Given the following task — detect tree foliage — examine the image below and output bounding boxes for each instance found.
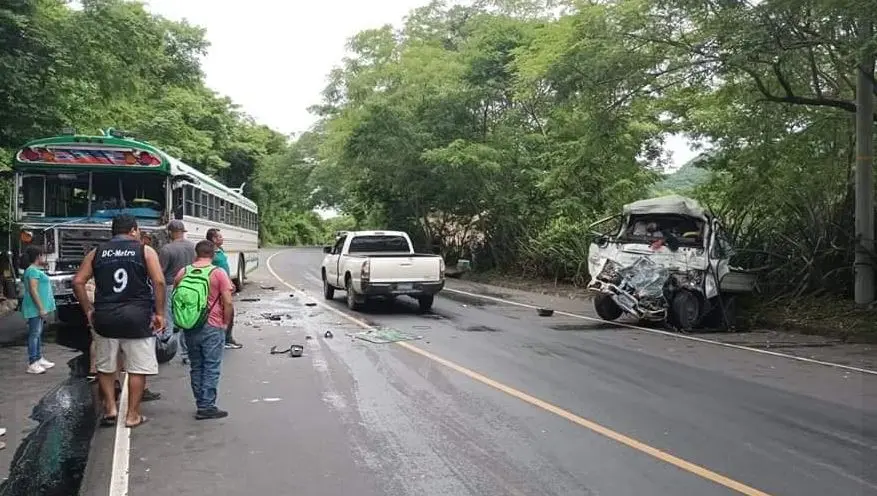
[304,0,877,299]
[0,0,326,245]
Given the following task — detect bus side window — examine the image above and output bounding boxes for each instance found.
[172,187,183,220]
[199,190,207,219]
[184,186,194,216]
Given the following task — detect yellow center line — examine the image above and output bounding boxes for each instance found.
[265,251,773,496]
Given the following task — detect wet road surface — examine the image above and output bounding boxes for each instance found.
[119,248,877,496]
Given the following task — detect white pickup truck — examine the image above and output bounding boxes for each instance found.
[321,230,445,312]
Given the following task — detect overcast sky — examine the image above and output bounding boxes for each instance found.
[143,0,696,168]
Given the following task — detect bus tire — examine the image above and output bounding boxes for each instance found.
[233,256,245,293]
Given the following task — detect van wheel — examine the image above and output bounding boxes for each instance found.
[670,290,702,331]
[345,277,363,311]
[322,272,335,300]
[417,295,434,313]
[594,294,623,321]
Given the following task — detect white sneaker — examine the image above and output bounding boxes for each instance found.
[0,427,6,436]
[26,362,46,374]
[37,358,55,369]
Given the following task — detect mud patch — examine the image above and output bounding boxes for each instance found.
[465,325,501,333]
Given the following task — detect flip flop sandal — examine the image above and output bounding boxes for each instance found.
[126,416,149,429]
[100,415,117,427]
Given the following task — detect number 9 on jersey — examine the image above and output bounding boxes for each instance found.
[113,268,128,293]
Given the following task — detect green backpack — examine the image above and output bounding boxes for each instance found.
[172,265,218,331]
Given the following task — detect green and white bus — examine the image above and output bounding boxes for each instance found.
[9,129,259,324]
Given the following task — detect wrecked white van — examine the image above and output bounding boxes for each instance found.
[586,195,756,330]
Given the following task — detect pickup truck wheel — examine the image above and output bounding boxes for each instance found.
[594,294,623,321]
[322,274,335,300]
[417,295,434,313]
[345,278,363,311]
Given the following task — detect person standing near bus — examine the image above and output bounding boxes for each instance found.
[205,228,242,349]
[174,239,234,420]
[20,245,56,374]
[159,220,195,363]
[72,215,166,428]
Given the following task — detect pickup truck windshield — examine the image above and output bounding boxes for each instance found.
[348,235,411,253]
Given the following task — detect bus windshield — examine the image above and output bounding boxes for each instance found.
[19,171,167,222]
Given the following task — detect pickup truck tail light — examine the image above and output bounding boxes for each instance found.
[439,258,445,279]
[360,260,370,286]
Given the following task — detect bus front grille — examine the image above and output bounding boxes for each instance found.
[59,229,112,260]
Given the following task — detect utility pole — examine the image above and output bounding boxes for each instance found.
[854,19,875,305]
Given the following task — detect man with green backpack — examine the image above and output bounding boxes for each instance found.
[172,239,235,420]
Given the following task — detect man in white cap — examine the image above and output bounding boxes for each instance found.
[159,220,195,363]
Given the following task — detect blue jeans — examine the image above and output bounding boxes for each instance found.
[26,317,43,364]
[184,325,225,410]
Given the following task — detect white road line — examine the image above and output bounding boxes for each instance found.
[109,373,131,496]
[442,287,877,376]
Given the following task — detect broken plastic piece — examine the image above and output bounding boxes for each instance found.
[290,345,304,357]
[305,302,317,307]
[324,330,333,339]
[537,308,554,317]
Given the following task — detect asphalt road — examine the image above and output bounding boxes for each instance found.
[113,248,876,496]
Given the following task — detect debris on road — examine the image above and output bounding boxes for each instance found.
[324,330,333,339]
[354,328,422,344]
[260,285,276,290]
[261,312,285,321]
[305,302,317,307]
[240,298,261,302]
[289,293,295,298]
[270,344,304,357]
[263,397,282,402]
[537,308,554,317]
[305,335,313,340]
